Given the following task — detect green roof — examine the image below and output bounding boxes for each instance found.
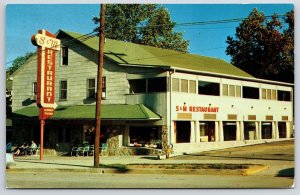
[59,30,254,78]
[12,104,161,120]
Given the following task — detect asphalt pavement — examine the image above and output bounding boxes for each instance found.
[6,139,295,177]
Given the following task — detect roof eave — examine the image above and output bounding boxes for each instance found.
[170,66,294,87]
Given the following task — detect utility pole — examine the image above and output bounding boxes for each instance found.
[94,4,106,168]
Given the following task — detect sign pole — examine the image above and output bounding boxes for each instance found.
[32,30,60,160]
[40,119,45,160]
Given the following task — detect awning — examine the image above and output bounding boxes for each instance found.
[12,104,161,120]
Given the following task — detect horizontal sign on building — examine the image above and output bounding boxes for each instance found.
[176,105,219,113]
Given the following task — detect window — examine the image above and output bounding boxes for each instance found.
[129,127,160,148]
[31,82,37,100]
[261,122,272,139]
[181,79,188,93]
[262,89,266,99]
[59,80,67,100]
[199,122,215,142]
[61,47,68,65]
[277,90,291,101]
[223,84,241,98]
[101,77,106,99]
[222,84,228,96]
[148,77,167,92]
[236,86,241,97]
[32,82,37,95]
[172,78,179,92]
[129,79,146,93]
[189,80,196,93]
[244,122,256,140]
[229,85,235,97]
[262,88,277,100]
[87,78,96,98]
[198,81,220,96]
[271,89,276,100]
[243,86,259,99]
[175,121,191,143]
[223,122,237,141]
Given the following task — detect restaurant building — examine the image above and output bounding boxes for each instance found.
[11,30,294,155]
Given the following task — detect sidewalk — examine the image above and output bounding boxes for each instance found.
[6,140,294,176]
[5,154,272,176]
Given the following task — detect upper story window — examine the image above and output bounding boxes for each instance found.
[277,90,291,101]
[129,79,146,93]
[32,82,37,96]
[181,79,188,93]
[101,77,106,99]
[189,80,196,94]
[129,77,167,94]
[198,81,220,96]
[262,88,277,100]
[30,82,37,100]
[172,78,180,92]
[87,77,106,99]
[148,77,166,92]
[61,47,68,65]
[222,84,241,98]
[59,80,67,101]
[87,78,96,98]
[243,86,259,99]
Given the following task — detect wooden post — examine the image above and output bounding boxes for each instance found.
[94,4,106,168]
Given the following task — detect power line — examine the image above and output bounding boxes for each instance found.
[135,14,286,29]
[6,31,98,66]
[6,13,288,66]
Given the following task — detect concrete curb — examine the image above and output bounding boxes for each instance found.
[242,165,269,176]
[7,164,269,176]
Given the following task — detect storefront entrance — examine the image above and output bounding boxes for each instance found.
[175,121,191,143]
[278,122,287,138]
[199,121,215,142]
[244,122,256,140]
[223,122,237,141]
[261,122,272,139]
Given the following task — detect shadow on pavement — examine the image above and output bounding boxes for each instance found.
[177,153,294,161]
[15,159,91,168]
[140,156,158,160]
[276,168,294,178]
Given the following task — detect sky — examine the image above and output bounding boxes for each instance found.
[5,3,294,68]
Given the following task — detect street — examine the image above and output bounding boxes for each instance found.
[6,171,294,188]
[6,140,295,189]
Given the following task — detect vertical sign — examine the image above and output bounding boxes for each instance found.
[32,30,60,119]
[32,30,60,160]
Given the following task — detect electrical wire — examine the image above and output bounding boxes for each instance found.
[6,13,288,66]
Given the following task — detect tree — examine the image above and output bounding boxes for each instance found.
[226,9,294,83]
[7,52,35,75]
[93,4,189,52]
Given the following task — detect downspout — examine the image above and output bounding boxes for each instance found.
[169,69,175,147]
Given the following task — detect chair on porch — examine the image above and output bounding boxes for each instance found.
[81,145,90,156]
[71,146,83,157]
[88,145,94,156]
[100,143,108,155]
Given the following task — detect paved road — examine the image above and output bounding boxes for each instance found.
[6,171,294,188]
[6,140,295,189]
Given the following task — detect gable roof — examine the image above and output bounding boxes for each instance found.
[58,30,254,78]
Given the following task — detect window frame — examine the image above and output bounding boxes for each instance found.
[61,47,69,66]
[59,80,68,101]
[87,78,96,98]
[198,80,220,96]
